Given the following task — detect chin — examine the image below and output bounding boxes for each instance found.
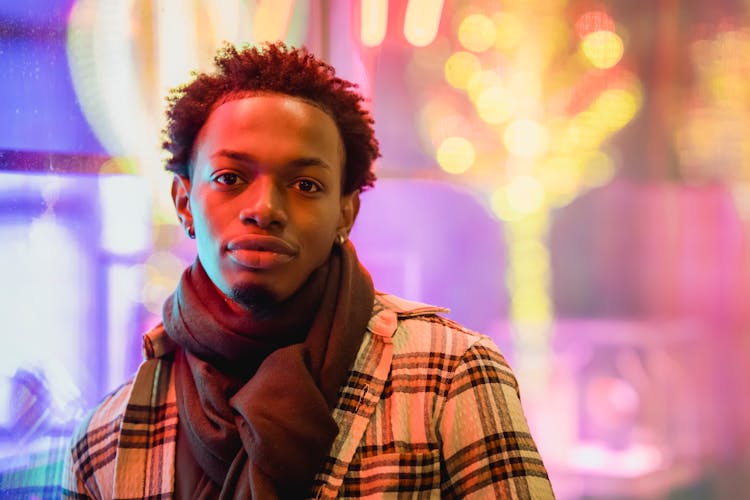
[228,283,279,311]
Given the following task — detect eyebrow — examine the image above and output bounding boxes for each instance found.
[211,149,332,171]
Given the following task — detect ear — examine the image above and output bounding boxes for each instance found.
[171,174,193,231]
[337,189,360,237]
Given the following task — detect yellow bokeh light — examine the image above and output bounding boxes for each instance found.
[563,111,606,151]
[509,239,549,263]
[505,209,549,238]
[436,136,475,174]
[476,86,515,125]
[581,30,624,69]
[508,246,550,285]
[506,262,550,291]
[507,175,546,214]
[508,277,550,300]
[591,88,640,130]
[511,291,552,323]
[504,119,549,159]
[490,188,523,221]
[444,51,481,89]
[493,12,523,52]
[458,14,496,53]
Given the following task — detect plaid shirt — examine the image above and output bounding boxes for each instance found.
[64,293,554,499]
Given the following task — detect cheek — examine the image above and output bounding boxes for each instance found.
[297,210,338,251]
[191,198,224,236]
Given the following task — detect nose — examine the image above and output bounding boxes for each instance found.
[238,175,287,229]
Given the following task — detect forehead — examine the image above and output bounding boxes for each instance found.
[206,94,339,145]
[191,94,344,174]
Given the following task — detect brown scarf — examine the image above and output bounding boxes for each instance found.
[162,241,374,498]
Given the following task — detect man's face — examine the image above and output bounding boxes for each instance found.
[172,94,358,305]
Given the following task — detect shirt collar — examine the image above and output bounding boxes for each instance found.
[366,292,449,340]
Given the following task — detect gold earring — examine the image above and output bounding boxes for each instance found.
[336,233,347,245]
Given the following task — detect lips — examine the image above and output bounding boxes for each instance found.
[226,234,298,269]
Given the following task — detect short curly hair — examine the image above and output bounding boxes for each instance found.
[162,42,379,194]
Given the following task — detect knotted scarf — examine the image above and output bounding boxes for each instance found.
[162,241,374,498]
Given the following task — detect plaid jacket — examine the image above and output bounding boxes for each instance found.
[64,293,554,499]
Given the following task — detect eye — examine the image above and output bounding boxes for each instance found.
[294,179,322,193]
[214,173,239,185]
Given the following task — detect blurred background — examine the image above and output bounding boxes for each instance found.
[0,0,748,498]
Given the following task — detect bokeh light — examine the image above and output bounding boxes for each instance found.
[458,14,496,53]
[538,156,582,204]
[404,0,444,47]
[476,86,516,125]
[436,136,476,174]
[505,214,553,326]
[490,186,521,221]
[360,0,388,47]
[590,88,641,130]
[581,30,625,69]
[504,119,549,159]
[562,111,606,151]
[507,175,546,215]
[444,51,481,89]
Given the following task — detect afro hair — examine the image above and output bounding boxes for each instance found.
[162,42,379,194]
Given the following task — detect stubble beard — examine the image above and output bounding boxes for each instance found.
[229,284,279,316]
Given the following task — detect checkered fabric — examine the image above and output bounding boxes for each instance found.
[64,293,554,499]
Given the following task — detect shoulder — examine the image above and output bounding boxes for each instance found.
[375,291,503,359]
[373,292,516,390]
[70,378,135,457]
[64,378,135,496]
[71,323,176,449]
[65,353,177,496]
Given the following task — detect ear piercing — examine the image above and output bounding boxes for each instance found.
[336,233,347,245]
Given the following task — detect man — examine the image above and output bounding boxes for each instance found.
[64,42,554,499]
